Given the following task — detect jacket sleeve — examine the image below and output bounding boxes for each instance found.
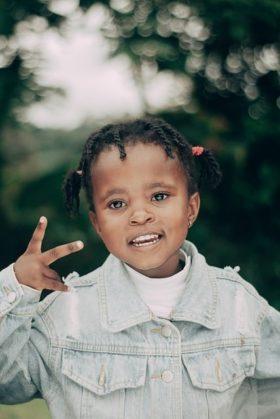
[254,303,280,418]
[0,263,46,404]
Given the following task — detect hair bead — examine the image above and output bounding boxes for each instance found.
[192,146,204,156]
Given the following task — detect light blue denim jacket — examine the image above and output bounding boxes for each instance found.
[0,240,280,419]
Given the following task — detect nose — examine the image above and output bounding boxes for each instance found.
[129,208,155,226]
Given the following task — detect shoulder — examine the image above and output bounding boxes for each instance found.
[62,266,101,289]
[37,266,101,315]
[32,266,103,341]
[209,264,269,327]
[210,265,262,299]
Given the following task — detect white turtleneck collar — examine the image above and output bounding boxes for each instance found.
[123,248,191,319]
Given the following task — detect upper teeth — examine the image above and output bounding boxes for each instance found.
[132,234,159,243]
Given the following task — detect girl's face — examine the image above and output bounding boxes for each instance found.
[89,142,200,278]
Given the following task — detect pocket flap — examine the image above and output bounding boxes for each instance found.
[182,346,256,392]
[62,349,147,395]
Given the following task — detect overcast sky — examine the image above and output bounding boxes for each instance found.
[23,3,187,130]
[23,5,142,129]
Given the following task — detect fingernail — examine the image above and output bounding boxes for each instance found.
[39,216,46,224]
[76,241,84,249]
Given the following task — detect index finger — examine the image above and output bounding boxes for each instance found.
[26,216,48,254]
[42,240,84,265]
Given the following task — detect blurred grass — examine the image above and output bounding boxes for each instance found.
[0,400,50,419]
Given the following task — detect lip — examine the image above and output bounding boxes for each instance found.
[128,231,163,244]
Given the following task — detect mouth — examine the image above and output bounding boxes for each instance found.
[128,233,163,248]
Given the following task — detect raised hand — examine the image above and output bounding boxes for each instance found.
[13,216,84,292]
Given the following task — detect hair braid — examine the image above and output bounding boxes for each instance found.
[62,132,97,217]
[157,120,189,150]
[62,169,82,217]
[152,118,222,191]
[143,118,174,158]
[150,119,200,194]
[195,148,223,190]
[112,127,126,160]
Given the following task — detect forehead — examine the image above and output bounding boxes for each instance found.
[90,142,186,187]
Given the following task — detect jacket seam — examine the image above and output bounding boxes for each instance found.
[216,274,265,302]
[38,312,57,404]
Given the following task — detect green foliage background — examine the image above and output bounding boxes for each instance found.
[0,0,279,417]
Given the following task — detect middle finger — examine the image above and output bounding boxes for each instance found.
[42,241,84,265]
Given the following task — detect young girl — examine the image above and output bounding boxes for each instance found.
[0,116,279,419]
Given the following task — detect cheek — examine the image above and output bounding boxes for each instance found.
[166,203,189,233]
[165,199,188,221]
[96,212,125,238]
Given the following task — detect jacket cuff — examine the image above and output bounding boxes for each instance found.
[0,263,41,317]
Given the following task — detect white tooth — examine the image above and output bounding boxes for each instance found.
[133,234,159,243]
[132,237,160,247]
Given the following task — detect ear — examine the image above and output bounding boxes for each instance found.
[187,192,200,222]
[89,210,102,238]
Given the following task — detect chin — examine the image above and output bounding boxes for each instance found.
[127,258,164,271]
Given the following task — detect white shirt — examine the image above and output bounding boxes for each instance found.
[123,249,191,319]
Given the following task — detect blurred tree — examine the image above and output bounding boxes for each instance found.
[0,0,279,307]
[0,0,66,273]
[0,0,67,127]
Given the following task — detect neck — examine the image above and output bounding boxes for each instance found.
[127,251,184,278]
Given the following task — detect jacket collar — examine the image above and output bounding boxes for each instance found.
[97,240,221,333]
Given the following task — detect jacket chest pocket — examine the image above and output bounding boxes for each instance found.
[62,349,148,419]
[182,346,256,418]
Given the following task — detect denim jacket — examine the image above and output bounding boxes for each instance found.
[0,240,280,419]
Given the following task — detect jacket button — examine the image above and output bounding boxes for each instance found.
[6,291,16,303]
[161,325,172,337]
[161,370,174,383]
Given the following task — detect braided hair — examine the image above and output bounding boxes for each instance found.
[62,116,222,217]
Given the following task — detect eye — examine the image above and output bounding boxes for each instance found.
[108,200,126,210]
[152,192,169,202]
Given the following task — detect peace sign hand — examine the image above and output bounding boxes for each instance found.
[13,217,84,292]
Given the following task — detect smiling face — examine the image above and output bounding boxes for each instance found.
[89,142,200,278]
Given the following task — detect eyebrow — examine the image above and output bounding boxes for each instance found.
[101,182,176,201]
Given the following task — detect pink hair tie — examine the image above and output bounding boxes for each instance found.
[192,146,204,156]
